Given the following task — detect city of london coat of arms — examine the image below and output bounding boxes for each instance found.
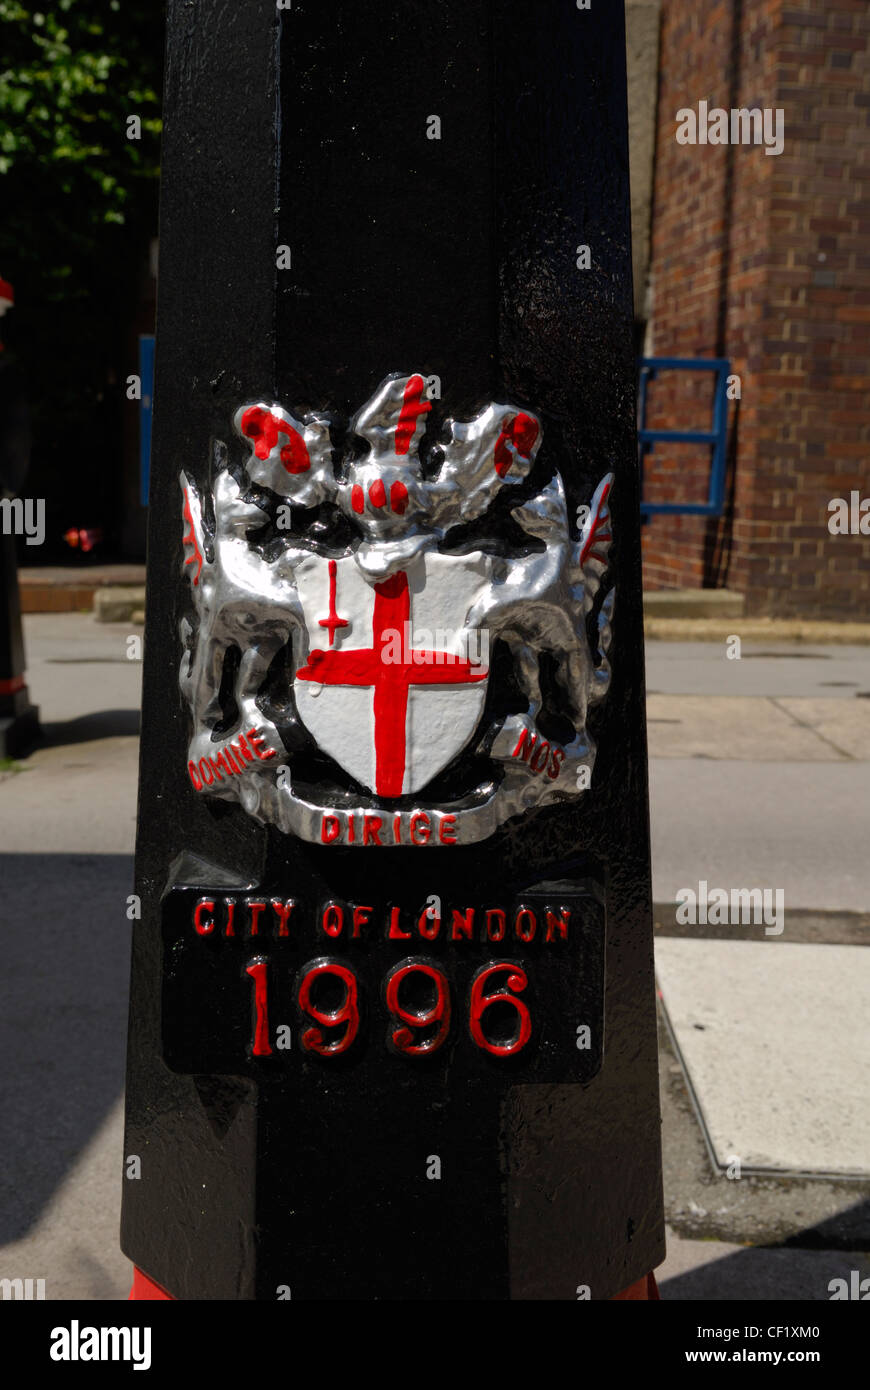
[179,373,614,847]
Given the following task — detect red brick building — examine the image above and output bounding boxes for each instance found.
[638,0,870,617]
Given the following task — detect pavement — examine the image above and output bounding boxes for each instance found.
[0,614,139,1299]
[647,641,870,913]
[657,939,870,1176]
[0,617,868,1299]
[647,639,870,1298]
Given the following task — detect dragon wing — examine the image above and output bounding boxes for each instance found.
[425,403,542,531]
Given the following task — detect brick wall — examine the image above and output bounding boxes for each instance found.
[643,0,870,617]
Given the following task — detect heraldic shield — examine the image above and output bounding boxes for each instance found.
[178,372,615,846]
[293,551,491,798]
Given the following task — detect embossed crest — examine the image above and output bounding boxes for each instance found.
[178,373,614,846]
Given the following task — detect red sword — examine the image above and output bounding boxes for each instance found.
[318,559,349,647]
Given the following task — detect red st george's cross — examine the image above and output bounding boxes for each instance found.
[296,569,488,797]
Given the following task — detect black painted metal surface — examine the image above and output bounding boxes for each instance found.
[121,0,664,1300]
[0,358,38,757]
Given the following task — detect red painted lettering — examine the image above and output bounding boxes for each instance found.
[409,812,431,845]
[235,734,255,763]
[469,963,532,1056]
[322,903,344,938]
[188,761,203,790]
[530,741,550,774]
[486,908,506,942]
[248,726,276,761]
[352,905,372,939]
[418,907,441,940]
[388,906,412,940]
[438,815,457,845]
[321,814,341,843]
[548,747,565,779]
[248,902,266,937]
[363,814,383,846]
[511,728,536,761]
[515,908,537,942]
[384,960,450,1055]
[246,959,272,1056]
[271,899,295,937]
[215,747,237,776]
[298,961,360,1055]
[450,908,475,941]
[545,907,570,941]
[224,899,236,937]
[194,899,215,935]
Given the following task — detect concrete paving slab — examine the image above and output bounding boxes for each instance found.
[658,1010,870,1247]
[646,694,852,761]
[649,759,870,912]
[655,938,870,1176]
[23,611,139,656]
[21,613,142,729]
[0,738,139,854]
[658,1228,870,1300]
[774,697,870,762]
[646,641,870,698]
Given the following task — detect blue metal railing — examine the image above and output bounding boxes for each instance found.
[638,357,730,517]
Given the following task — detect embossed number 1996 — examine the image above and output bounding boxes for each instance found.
[245,956,532,1060]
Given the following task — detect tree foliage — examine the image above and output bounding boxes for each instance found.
[1,0,162,263]
[0,0,164,551]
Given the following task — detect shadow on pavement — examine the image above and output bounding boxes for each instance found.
[661,1217,870,1300]
[39,710,141,746]
[0,851,133,1241]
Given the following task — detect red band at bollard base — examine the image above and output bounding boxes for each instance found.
[612,1273,660,1300]
[130,1268,174,1300]
[129,1266,660,1301]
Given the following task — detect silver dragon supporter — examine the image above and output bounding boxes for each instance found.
[179,372,614,845]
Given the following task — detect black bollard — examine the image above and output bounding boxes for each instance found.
[121,0,664,1301]
[0,282,39,760]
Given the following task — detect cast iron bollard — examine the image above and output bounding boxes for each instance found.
[0,275,38,759]
[121,0,664,1300]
